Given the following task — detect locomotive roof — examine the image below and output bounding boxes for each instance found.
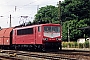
[14,23,60,30]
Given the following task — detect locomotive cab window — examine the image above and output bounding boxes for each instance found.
[44,26,60,33]
[17,28,33,35]
[38,26,41,32]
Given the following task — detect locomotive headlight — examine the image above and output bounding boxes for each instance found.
[43,38,48,41]
[56,38,61,41]
[58,38,61,40]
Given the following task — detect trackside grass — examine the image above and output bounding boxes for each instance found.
[62,40,89,48]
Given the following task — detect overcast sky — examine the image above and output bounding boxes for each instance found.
[0,0,64,28]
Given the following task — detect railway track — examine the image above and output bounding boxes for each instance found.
[0,49,90,60]
[53,50,90,56]
[0,54,22,60]
[16,52,77,60]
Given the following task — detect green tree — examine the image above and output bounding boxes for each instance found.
[34,5,59,24]
[62,19,87,41]
[61,0,90,41]
[61,0,90,22]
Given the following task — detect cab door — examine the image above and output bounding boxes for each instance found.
[35,26,42,44]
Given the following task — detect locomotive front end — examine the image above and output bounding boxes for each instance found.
[42,24,62,51]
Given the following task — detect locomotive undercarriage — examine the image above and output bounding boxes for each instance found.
[0,42,62,51]
[9,44,41,51]
[10,42,62,51]
[42,42,62,51]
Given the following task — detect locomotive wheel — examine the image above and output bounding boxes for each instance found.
[42,48,46,52]
[59,45,62,51]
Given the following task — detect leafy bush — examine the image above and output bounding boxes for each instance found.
[62,41,90,48]
[74,42,78,48]
[79,43,84,48]
[62,42,68,48]
[84,40,89,48]
[68,42,74,48]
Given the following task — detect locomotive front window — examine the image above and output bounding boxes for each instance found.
[44,26,51,32]
[52,26,60,33]
[44,26,60,33]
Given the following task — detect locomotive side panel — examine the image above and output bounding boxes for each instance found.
[12,27,36,44]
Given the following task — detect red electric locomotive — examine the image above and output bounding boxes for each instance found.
[0,23,62,51]
[12,23,62,51]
